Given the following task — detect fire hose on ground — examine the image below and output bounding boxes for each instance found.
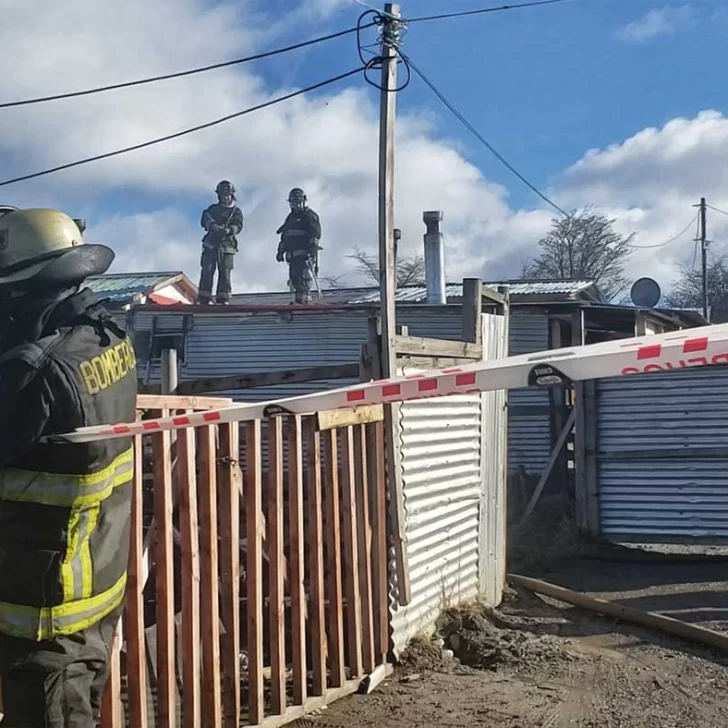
[509,573,728,653]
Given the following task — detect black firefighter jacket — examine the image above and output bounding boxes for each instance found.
[0,289,138,641]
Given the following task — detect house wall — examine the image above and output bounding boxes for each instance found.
[582,366,728,541]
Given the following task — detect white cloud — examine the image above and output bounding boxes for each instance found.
[1,0,727,303]
[616,5,692,43]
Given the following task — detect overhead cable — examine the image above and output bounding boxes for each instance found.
[405,0,573,23]
[707,204,728,218]
[400,51,570,217]
[0,67,364,188]
[0,25,372,109]
[632,214,698,249]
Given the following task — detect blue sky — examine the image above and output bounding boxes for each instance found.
[2,0,728,296]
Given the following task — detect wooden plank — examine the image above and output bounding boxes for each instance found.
[368,422,390,664]
[461,278,483,344]
[396,356,478,371]
[324,429,345,687]
[100,620,123,728]
[153,427,176,728]
[176,363,360,396]
[198,426,222,728]
[340,427,363,678]
[317,404,384,432]
[287,416,307,705]
[354,425,375,673]
[178,424,201,728]
[245,420,265,724]
[220,423,242,728]
[126,432,149,728]
[267,417,287,715]
[394,334,482,360]
[517,408,576,528]
[304,418,327,696]
[137,394,232,410]
[252,670,392,728]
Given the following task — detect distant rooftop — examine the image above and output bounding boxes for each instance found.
[86,271,197,305]
[229,279,601,306]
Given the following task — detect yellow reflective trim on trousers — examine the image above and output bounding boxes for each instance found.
[0,447,134,508]
[0,572,127,641]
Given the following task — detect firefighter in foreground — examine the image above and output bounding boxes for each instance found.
[276,187,322,304]
[198,179,244,304]
[0,208,137,727]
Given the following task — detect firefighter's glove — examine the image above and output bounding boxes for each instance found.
[276,250,285,263]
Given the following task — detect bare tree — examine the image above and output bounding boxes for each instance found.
[522,207,635,300]
[349,246,427,287]
[666,256,728,323]
[319,273,348,289]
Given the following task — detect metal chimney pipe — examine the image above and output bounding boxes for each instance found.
[423,210,446,304]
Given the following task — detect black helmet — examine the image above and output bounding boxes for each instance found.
[288,188,306,211]
[216,180,236,199]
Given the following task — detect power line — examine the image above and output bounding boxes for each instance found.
[691,214,701,273]
[405,0,573,23]
[0,25,373,110]
[706,204,728,218]
[632,214,698,249]
[0,67,364,188]
[400,51,570,217]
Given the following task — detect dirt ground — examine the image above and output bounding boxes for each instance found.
[296,539,728,728]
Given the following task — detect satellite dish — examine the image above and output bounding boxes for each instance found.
[630,277,661,308]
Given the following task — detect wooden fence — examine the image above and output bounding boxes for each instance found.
[98,394,390,728]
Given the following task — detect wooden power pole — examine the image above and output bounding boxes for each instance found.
[699,197,709,321]
[377,3,412,606]
[378,2,401,379]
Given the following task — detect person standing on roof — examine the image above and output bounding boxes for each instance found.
[276,187,321,304]
[198,180,244,305]
[0,207,138,727]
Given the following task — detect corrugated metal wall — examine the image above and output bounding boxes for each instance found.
[390,314,508,655]
[131,306,465,399]
[507,313,552,475]
[594,366,728,540]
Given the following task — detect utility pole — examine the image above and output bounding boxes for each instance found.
[378,2,401,379]
[377,3,412,607]
[695,197,709,321]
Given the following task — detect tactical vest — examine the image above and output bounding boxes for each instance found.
[0,317,138,641]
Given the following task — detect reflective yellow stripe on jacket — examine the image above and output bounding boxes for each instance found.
[0,448,134,508]
[0,448,134,639]
[0,573,128,641]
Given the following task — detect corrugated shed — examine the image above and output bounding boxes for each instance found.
[131,307,468,397]
[595,367,728,539]
[390,314,508,655]
[507,313,552,474]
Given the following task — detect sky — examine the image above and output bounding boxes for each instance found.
[2,0,728,301]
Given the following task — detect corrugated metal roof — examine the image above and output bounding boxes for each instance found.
[86,272,184,303]
[229,280,598,306]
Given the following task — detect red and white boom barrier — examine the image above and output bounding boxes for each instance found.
[52,323,728,444]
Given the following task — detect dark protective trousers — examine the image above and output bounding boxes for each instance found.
[288,254,312,304]
[0,607,121,727]
[198,245,234,304]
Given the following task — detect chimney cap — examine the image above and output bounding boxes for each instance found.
[423,210,443,223]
